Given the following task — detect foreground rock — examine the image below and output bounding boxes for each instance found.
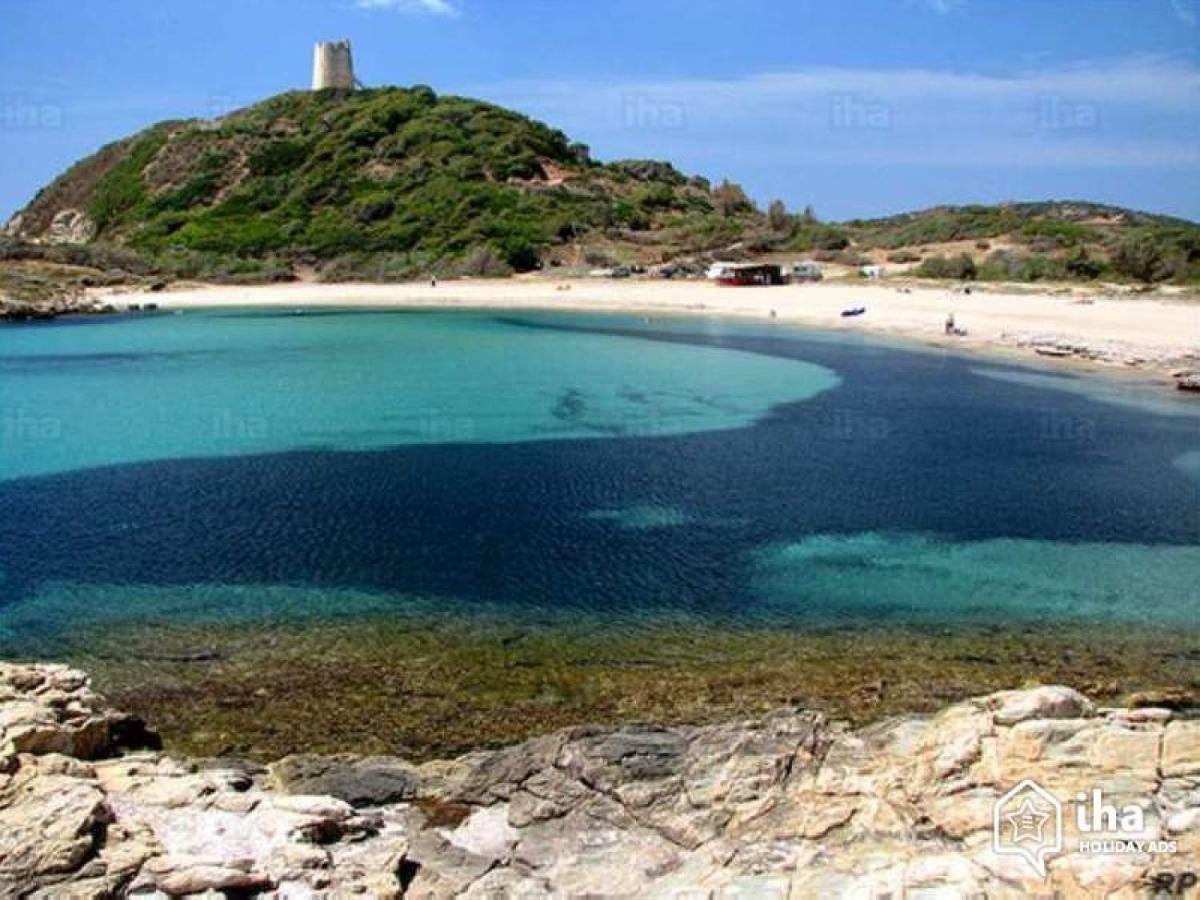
[1,663,1195,897]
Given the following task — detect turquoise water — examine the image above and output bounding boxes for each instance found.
[0,308,1197,647]
[0,310,838,481]
[751,532,1200,627]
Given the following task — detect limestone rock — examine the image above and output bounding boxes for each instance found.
[1164,722,1200,778]
[0,664,1195,898]
[989,685,1095,725]
[0,771,110,895]
[45,208,97,244]
[270,753,421,806]
[156,862,273,895]
[1130,688,1196,711]
[0,663,160,762]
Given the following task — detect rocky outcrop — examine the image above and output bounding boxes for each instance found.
[0,663,159,763]
[0,662,1195,898]
[44,209,97,245]
[1010,331,1200,377]
[269,754,421,807]
[1174,370,1200,393]
[3,209,96,245]
[0,296,115,322]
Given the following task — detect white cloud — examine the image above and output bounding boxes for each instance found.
[486,56,1198,114]
[355,0,460,16]
[464,56,1200,171]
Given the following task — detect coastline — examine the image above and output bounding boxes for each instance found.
[3,661,1197,897]
[97,277,1200,387]
[5,280,1197,893]
[6,276,1195,762]
[43,614,1200,762]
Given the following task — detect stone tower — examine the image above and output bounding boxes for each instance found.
[312,40,355,91]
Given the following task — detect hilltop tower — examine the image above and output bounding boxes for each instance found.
[312,40,355,91]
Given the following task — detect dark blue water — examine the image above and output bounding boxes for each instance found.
[1,310,1197,644]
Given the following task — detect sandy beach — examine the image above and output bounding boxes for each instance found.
[106,278,1200,381]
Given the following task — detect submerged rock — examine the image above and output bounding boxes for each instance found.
[0,661,1195,897]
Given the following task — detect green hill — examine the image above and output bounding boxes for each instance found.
[841,202,1200,284]
[5,87,1199,287]
[6,87,758,279]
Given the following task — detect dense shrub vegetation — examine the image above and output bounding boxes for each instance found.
[17,87,752,276]
[852,203,1199,284]
[10,88,1199,285]
[916,253,977,280]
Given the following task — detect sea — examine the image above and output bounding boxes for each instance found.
[1,308,1198,652]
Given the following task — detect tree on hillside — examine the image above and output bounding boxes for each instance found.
[1064,247,1103,280]
[714,180,753,218]
[767,199,791,233]
[567,142,591,164]
[917,253,977,280]
[801,204,818,224]
[1112,234,1170,283]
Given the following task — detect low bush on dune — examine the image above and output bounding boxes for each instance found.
[916,253,977,280]
[975,251,1063,282]
[1110,231,1200,284]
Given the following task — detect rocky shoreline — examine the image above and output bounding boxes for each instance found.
[2,662,1197,898]
[1003,330,1200,389]
[0,294,118,322]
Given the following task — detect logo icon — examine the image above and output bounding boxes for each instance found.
[993,779,1063,877]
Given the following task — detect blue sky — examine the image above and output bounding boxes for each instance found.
[2,0,1198,222]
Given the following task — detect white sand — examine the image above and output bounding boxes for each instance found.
[109,278,1200,378]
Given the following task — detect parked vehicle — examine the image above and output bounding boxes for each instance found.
[787,262,824,283]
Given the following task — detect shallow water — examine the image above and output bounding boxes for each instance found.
[0,309,838,480]
[1,308,1197,650]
